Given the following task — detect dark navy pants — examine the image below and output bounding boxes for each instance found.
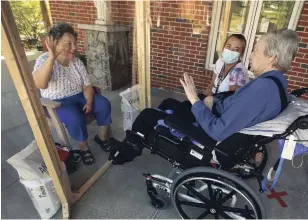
[55,93,112,142]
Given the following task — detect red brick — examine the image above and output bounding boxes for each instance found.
[288,76,304,82]
[164,8,177,13]
[164,34,174,39]
[298,48,308,54]
[302,8,308,15]
[181,23,192,28]
[179,31,192,37]
[195,55,205,60]
[288,84,300,90]
[186,37,198,42]
[298,72,308,78]
[295,57,308,63]
[190,58,199,63]
[175,27,187,32]
[185,45,197,51]
[294,81,308,87]
[292,62,301,67]
[191,42,201,47]
[296,53,305,58]
[292,67,307,73]
[297,21,308,27]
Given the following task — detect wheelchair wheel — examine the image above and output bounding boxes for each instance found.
[171,167,266,219]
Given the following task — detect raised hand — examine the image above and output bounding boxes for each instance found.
[45,36,64,60]
[180,73,199,105]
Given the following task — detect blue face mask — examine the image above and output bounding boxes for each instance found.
[222,48,240,64]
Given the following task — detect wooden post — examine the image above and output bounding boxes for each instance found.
[40,0,51,32]
[135,0,151,109]
[221,0,232,51]
[1,2,72,218]
[46,107,71,150]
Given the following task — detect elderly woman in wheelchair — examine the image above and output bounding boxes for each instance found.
[109,29,308,219]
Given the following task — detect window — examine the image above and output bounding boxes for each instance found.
[206,0,304,71]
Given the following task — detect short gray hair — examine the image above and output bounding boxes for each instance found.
[263,29,298,72]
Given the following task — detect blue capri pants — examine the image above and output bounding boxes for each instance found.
[55,93,112,142]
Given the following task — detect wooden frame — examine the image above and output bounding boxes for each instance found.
[40,0,52,32]
[136,0,151,109]
[1,2,72,218]
[1,1,150,219]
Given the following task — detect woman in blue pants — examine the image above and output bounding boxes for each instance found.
[33,22,112,165]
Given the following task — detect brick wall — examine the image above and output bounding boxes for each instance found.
[288,1,308,99]
[149,1,212,92]
[49,0,308,98]
[49,1,96,54]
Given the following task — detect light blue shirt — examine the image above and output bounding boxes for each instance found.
[191,70,288,141]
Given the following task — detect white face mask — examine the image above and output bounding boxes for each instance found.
[222,48,240,64]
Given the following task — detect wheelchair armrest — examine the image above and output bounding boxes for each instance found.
[278,115,308,138]
[164,115,217,149]
[290,87,308,97]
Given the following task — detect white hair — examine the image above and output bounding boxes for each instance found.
[263,29,298,72]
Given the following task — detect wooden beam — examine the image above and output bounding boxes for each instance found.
[221,0,232,51]
[1,2,72,218]
[46,106,71,150]
[72,160,113,203]
[144,0,151,108]
[135,0,151,109]
[40,0,51,32]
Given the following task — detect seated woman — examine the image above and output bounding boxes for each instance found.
[158,34,248,118]
[206,33,248,96]
[110,29,298,166]
[33,22,112,165]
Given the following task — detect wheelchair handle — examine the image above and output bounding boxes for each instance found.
[290,87,308,97]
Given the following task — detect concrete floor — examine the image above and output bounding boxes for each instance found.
[2,51,308,219]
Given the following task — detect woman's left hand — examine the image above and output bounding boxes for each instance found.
[83,101,93,114]
[180,73,199,105]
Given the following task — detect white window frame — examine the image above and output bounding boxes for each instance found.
[205,0,304,71]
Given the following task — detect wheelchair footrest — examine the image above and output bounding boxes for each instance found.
[108,132,145,165]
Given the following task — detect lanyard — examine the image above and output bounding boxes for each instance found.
[214,61,240,95]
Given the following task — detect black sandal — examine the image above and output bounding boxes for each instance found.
[80,149,95,165]
[94,135,112,152]
[72,150,82,164]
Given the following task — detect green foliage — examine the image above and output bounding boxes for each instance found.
[9,0,44,41]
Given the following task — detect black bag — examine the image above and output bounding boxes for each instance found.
[54,143,81,174]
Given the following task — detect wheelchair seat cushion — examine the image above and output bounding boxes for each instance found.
[164,115,217,149]
[239,95,308,146]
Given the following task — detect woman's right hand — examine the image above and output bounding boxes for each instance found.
[45,36,64,60]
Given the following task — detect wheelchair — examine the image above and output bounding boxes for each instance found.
[113,88,308,219]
